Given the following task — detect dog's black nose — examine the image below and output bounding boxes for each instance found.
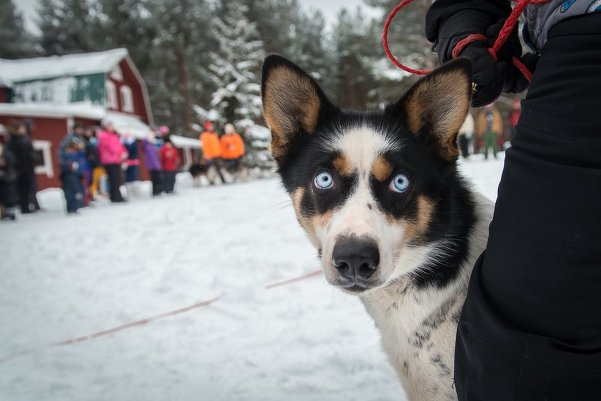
[332,237,380,281]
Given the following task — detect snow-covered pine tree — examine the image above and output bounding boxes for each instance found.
[207,1,265,124]
[0,0,36,58]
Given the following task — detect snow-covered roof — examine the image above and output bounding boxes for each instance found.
[0,102,105,119]
[106,111,152,140]
[0,75,11,87]
[0,49,128,84]
[170,135,202,149]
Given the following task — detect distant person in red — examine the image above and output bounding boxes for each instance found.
[508,99,521,142]
[159,136,179,194]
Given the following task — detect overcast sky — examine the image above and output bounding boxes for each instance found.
[15,0,382,34]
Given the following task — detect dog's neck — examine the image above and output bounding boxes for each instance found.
[358,192,493,401]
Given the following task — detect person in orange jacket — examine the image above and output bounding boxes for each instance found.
[220,123,245,168]
[198,121,225,184]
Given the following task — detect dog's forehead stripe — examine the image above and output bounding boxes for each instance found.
[333,154,354,177]
[372,156,394,182]
[326,127,397,173]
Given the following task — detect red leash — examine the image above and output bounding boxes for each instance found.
[382,0,549,81]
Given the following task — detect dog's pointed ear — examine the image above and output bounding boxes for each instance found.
[262,55,330,163]
[396,59,472,160]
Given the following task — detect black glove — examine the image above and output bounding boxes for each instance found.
[457,41,509,107]
[426,3,530,107]
[504,52,539,94]
[454,18,525,107]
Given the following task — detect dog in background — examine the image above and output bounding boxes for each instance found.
[262,55,493,401]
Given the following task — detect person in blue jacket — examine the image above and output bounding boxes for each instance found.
[60,139,87,214]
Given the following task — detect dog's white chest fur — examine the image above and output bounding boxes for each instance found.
[360,195,493,401]
[362,285,465,401]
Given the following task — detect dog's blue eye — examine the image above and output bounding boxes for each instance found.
[314,171,334,190]
[390,173,410,193]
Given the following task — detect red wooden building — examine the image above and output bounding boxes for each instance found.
[0,49,158,189]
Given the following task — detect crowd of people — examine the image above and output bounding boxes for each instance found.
[457,99,521,160]
[0,118,247,220]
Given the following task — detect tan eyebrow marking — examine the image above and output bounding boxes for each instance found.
[332,154,354,177]
[372,156,393,182]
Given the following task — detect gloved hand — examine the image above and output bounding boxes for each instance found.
[432,14,534,107]
[504,52,539,94]
[457,41,509,107]
[454,18,529,107]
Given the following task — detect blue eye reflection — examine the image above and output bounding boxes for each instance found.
[314,171,334,190]
[390,173,410,193]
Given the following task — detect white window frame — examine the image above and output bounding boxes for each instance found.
[120,85,134,113]
[110,65,123,81]
[33,140,54,178]
[106,80,118,109]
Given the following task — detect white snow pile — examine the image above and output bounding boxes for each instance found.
[0,155,505,401]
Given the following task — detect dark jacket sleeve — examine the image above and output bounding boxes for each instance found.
[425,0,512,63]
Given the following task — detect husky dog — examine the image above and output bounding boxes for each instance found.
[261,55,493,401]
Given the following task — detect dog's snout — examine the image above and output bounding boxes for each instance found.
[332,237,380,281]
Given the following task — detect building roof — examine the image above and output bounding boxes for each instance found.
[0,48,129,84]
[0,102,105,119]
[106,111,152,139]
[0,75,11,87]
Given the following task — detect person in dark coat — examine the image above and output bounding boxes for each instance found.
[0,125,17,221]
[7,122,36,214]
[426,2,601,399]
[23,119,41,211]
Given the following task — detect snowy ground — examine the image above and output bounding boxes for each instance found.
[0,154,504,401]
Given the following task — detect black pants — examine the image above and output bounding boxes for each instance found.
[0,181,16,208]
[29,174,40,210]
[458,134,470,158]
[150,170,163,196]
[104,164,124,202]
[455,15,601,400]
[16,172,33,213]
[163,171,176,193]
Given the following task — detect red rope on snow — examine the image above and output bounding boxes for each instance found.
[0,269,323,363]
[382,0,550,81]
[264,269,322,290]
[55,294,224,347]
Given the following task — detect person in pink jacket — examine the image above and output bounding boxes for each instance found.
[97,117,127,202]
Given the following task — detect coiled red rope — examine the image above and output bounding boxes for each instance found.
[382,0,550,81]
